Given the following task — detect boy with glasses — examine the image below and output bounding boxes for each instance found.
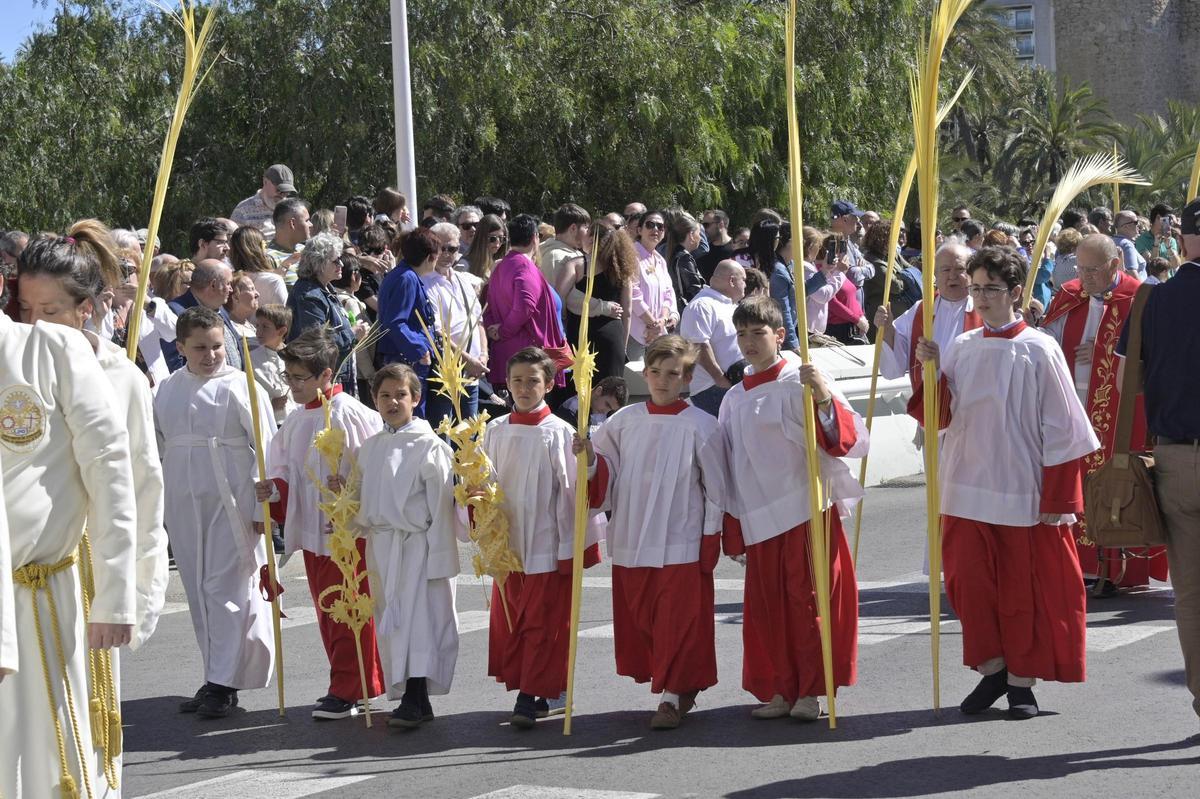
[255,327,386,720]
[915,246,1099,720]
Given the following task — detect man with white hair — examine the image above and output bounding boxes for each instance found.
[425,222,487,423]
[874,241,981,426]
[679,259,746,416]
[1042,232,1162,593]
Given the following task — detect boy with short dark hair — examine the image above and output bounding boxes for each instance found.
[575,335,726,729]
[480,347,604,729]
[156,307,277,718]
[352,363,460,729]
[251,304,295,426]
[553,376,628,431]
[915,246,1098,719]
[254,327,385,720]
[719,295,867,721]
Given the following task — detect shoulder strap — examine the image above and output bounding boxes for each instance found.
[1112,283,1153,456]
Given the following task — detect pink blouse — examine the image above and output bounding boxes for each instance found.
[630,241,678,345]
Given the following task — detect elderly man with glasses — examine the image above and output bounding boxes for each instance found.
[1041,233,1164,595]
[1113,209,1148,279]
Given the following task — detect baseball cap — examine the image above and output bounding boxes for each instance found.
[1180,199,1200,236]
[830,199,865,218]
[265,164,296,194]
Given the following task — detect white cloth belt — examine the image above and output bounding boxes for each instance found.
[166,435,256,565]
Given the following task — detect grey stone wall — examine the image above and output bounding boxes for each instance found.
[1052,0,1200,120]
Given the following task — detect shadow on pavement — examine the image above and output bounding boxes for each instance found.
[720,737,1200,798]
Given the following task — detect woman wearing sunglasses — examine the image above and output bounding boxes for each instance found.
[628,211,678,359]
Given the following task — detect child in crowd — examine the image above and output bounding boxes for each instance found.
[719,295,868,721]
[479,347,604,729]
[575,335,726,729]
[553,375,628,432]
[251,304,297,426]
[254,327,385,720]
[156,307,276,718]
[351,363,460,729]
[915,246,1098,719]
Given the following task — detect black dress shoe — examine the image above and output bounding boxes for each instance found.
[179,683,211,713]
[1007,686,1039,719]
[960,669,1008,714]
[197,686,238,719]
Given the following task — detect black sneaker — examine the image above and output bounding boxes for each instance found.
[420,696,434,722]
[197,687,238,719]
[960,669,1009,714]
[510,692,537,730]
[1007,686,1039,720]
[388,697,424,729]
[313,694,359,720]
[534,698,550,719]
[179,684,211,714]
[272,531,286,555]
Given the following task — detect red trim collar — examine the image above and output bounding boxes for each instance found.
[647,399,689,415]
[742,358,786,390]
[303,384,343,410]
[510,404,552,425]
[982,319,1028,339]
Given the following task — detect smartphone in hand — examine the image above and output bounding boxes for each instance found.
[334,205,348,234]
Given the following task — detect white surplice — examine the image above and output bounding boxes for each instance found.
[0,318,137,799]
[0,465,14,678]
[880,295,975,380]
[355,418,460,696]
[939,324,1101,526]
[154,365,276,689]
[718,352,869,546]
[590,403,727,567]
[482,410,605,575]
[268,391,382,557]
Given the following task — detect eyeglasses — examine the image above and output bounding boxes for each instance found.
[642,221,665,231]
[487,234,506,244]
[967,285,1011,297]
[441,245,459,253]
[459,222,477,230]
[283,372,316,385]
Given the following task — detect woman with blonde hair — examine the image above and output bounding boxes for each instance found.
[229,226,287,306]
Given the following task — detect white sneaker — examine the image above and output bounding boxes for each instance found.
[789,696,821,721]
[750,694,791,719]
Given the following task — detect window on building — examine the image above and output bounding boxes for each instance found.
[994,4,1036,64]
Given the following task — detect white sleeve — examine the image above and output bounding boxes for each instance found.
[1038,341,1102,466]
[125,374,170,650]
[696,421,729,536]
[51,329,137,625]
[880,305,916,380]
[422,443,461,580]
[678,302,713,344]
[0,469,16,675]
[589,417,621,514]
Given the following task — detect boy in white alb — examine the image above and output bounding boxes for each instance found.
[576,335,726,730]
[255,326,386,720]
[480,347,604,729]
[251,303,298,426]
[350,363,460,729]
[915,246,1099,719]
[155,307,277,718]
[719,295,868,721]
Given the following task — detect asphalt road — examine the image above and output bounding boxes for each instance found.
[118,479,1200,798]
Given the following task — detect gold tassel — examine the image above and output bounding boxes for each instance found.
[61,774,80,799]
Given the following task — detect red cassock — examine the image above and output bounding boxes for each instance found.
[1041,273,1168,587]
[722,371,861,704]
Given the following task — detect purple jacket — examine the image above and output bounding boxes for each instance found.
[483,250,567,385]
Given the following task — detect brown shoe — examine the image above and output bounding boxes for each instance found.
[650,702,681,730]
[678,690,699,716]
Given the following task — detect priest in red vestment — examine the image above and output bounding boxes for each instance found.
[1041,233,1167,591]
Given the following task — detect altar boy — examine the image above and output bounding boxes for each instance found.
[915,246,1099,719]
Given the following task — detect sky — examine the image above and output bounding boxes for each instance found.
[0,2,56,62]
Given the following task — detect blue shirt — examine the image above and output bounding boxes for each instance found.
[1116,261,1200,439]
[1114,235,1147,280]
[376,261,436,364]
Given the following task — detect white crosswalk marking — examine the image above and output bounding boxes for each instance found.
[1086,622,1177,652]
[469,787,660,799]
[134,769,372,798]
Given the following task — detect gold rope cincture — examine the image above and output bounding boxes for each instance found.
[78,534,121,789]
[13,553,94,799]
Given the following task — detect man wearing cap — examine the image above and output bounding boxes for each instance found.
[1117,197,1200,726]
[1042,233,1163,593]
[1112,209,1147,279]
[230,164,296,239]
[830,199,873,307]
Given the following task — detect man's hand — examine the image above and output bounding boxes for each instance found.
[1075,341,1093,366]
[464,354,488,378]
[855,316,869,336]
[486,324,501,341]
[914,336,940,368]
[254,479,275,503]
[873,305,892,330]
[88,622,133,650]
[799,364,833,404]
[571,434,596,466]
